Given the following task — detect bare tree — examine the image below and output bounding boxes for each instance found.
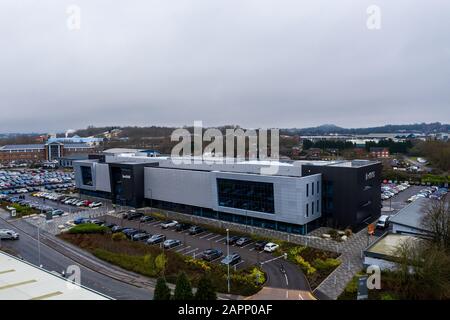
[422,195,450,252]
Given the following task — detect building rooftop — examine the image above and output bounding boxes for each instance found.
[0,144,45,150]
[0,251,111,300]
[365,233,423,258]
[389,198,432,232]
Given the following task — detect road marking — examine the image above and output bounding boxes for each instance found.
[176,245,190,252]
[284,274,289,286]
[298,293,304,300]
[241,242,253,249]
[184,248,198,255]
[206,234,221,241]
[209,256,222,263]
[198,232,213,239]
[286,291,289,299]
[215,237,227,243]
[233,260,245,268]
[249,247,255,251]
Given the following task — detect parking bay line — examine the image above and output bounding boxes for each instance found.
[176,245,191,253]
[184,248,199,255]
[241,242,254,249]
[215,237,227,243]
[198,232,214,239]
[206,234,221,241]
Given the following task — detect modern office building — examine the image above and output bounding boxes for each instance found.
[74,150,382,233]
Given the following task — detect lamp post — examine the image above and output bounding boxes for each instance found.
[226,228,230,294]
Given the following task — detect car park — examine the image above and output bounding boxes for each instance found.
[264,242,279,253]
[127,212,143,220]
[201,249,223,261]
[163,239,182,249]
[220,253,241,266]
[0,229,19,240]
[147,234,166,244]
[161,220,178,229]
[188,225,205,235]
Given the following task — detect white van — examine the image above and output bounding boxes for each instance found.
[0,229,19,240]
[376,215,390,229]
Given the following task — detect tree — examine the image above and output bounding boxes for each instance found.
[422,196,450,252]
[153,277,171,300]
[155,253,167,276]
[194,275,217,300]
[173,272,194,300]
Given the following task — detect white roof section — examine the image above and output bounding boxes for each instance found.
[0,251,111,300]
[365,233,423,258]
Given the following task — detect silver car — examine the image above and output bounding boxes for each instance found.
[0,229,19,240]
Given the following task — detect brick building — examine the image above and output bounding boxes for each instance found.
[0,142,96,163]
[370,147,390,158]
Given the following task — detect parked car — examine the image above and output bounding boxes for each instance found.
[175,223,191,231]
[89,202,102,208]
[201,249,223,261]
[161,220,178,229]
[51,209,64,217]
[236,237,252,247]
[220,253,241,266]
[225,235,240,245]
[122,228,140,239]
[188,225,205,235]
[127,212,143,220]
[264,242,279,252]
[90,219,104,226]
[132,232,150,241]
[111,226,126,233]
[254,240,269,251]
[140,215,154,223]
[104,222,117,229]
[74,217,90,225]
[376,215,390,229]
[147,234,166,244]
[163,239,182,249]
[0,229,19,240]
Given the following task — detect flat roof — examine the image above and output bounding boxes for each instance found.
[389,197,431,232]
[366,233,423,257]
[0,251,111,300]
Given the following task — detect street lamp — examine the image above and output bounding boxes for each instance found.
[226,228,230,294]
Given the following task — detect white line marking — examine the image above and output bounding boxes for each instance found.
[206,234,221,241]
[299,293,304,300]
[199,232,213,239]
[184,248,198,255]
[176,245,190,252]
[241,242,253,249]
[284,274,289,286]
[215,237,227,243]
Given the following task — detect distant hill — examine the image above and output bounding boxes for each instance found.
[281,122,450,135]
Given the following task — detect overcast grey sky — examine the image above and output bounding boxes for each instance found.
[0,0,449,133]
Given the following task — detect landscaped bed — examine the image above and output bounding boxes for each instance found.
[278,241,341,289]
[58,226,265,296]
[0,200,39,218]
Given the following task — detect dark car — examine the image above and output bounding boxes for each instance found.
[111,225,126,233]
[188,226,205,235]
[147,234,166,245]
[140,215,154,223]
[91,219,104,226]
[74,217,90,225]
[235,237,252,247]
[127,212,143,220]
[225,235,240,245]
[104,222,117,229]
[254,240,268,251]
[175,223,191,232]
[122,228,140,239]
[132,232,150,241]
[201,249,223,261]
[220,253,241,266]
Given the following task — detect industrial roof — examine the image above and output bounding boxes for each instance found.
[0,251,111,300]
[389,198,432,232]
[0,144,45,150]
[62,143,94,149]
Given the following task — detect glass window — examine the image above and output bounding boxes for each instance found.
[306,184,309,197]
[317,200,320,213]
[80,166,93,186]
[217,178,275,213]
[312,201,315,215]
[306,203,309,217]
[312,182,314,196]
[317,181,320,194]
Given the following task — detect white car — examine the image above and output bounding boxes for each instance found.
[376,215,390,229]
[89,202,102,208]
[264,242,279,253]
[161,220,178,229]
[0,229,19,240]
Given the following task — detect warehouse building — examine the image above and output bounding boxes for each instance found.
[74,150,381,234]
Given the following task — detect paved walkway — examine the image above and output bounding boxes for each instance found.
[313,228,378,300]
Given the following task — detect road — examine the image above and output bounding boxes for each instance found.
[0,213,152,300]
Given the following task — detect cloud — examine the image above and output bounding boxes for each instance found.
[0,0,449,132]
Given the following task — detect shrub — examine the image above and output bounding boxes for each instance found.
[312,258,341,271]
[344,229,353,237]
[250,267,266,285]
[112,232,127,241]
[328,229,339,239]
[184,257,211,272]
[68,223,108,234]
[294,256,316,275]
[154,277,172,300]
[380,293,397,300]
[155,253,168,275]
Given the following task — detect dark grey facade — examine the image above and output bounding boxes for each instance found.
[302,161,382,229]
